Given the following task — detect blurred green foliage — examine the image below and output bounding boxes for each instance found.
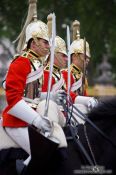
[0,0,116,75]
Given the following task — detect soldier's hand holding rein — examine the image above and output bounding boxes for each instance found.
[54,90,67,105]
[32,115,52,136]
[39,90,66,105]
[87,97,98,111]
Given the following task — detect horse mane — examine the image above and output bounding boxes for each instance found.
[88,97,116,121]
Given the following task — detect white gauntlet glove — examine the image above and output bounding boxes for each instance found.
[32,116,52,136]
[88,97,98,111]
[40,90,66,105]
[75,96,98,112]
[8,99,52,137]
[53,90,66,105]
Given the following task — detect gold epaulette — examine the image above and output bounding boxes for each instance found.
[21,52,28,58]
[70,63,82,80]
[21,49,42,63]
[70,63,81,75]
[21,50,42,69]
[45,64,60,74]
[45,63,61,82]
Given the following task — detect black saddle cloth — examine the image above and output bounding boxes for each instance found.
[0,148,28,166]
[24,125,83,175]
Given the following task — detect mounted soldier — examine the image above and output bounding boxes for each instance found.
[62,20,90,96]
[37,14,79,125]
[2,10,51,168]
[61,20,98,123]
[1,1,67,174]
[38,13,68,127]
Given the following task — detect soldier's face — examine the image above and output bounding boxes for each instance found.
[54,52,68,68]
[72,53,90,71]
[79,54,90,66]
[32,38,50,57]
[79,54,90,72]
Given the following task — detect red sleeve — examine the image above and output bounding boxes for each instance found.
[61,70,74,89]
[42,70,55,92]
[5,57,31,107]
[61,70,77,102]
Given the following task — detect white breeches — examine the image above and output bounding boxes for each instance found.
[4,100,67,154]
[5,127,30,155]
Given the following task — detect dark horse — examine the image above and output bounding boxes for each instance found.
[0,97,116,175]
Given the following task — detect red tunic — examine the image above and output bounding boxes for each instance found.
[61,67,88,97]
[42,64,76,102]
[42,70,56,92]
[61,70,77,102]
[2,56,31,127]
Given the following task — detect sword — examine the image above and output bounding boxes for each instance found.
[66,25,71,102]
[82,37,86,95]
[44,13,56,116]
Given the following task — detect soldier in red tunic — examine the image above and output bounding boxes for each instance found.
[35,14,76,127]
[37,35,68,127]
[1,18,59,167]
[42,14,68,94]
[61,20,98,123]
[61,20,91,97]
[2,12,68,170]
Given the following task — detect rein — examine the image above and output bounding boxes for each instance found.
[61,96,96,166]
[60,93,116,166]
[67,97,116,148]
